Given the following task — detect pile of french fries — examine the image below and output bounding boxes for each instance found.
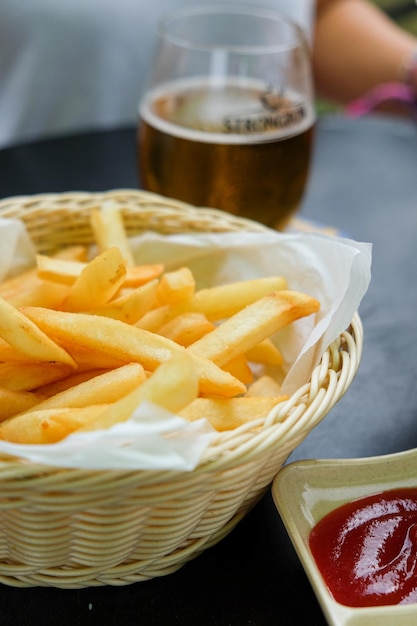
[0,203,320,444]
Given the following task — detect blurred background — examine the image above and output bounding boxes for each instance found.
[317,0,417,113]
[377,0,417,33]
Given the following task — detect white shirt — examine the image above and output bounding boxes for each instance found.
[0,0,314,148]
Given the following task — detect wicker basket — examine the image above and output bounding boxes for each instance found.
[0,189,363,589]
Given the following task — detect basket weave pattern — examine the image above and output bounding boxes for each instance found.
[0,190,363,588]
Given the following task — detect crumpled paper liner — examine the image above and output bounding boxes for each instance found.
[0,218,372,470]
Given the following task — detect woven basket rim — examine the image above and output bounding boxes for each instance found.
[0,188,270,233]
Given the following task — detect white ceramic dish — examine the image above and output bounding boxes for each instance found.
[272,448,417,626]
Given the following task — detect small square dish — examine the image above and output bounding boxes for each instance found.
[272,448,417,626]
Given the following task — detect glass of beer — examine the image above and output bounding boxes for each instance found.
[138,4,316,230]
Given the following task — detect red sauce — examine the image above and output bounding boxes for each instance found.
[309,488,417,607]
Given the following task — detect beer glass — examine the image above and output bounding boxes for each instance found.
[138,4,315,230]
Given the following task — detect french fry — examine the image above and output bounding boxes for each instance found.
[2,276,70,309]
[135,275,289,332]
[0,405,108,444]
[0,223,322,443]
[52,245,89,262]
[179,396,288,431]
[245,375,283,397]
[135,304,177,332]
[221,354,253,385]
[90,202,135,266]
[90,279,159,323]
[122,264,165,288]
[37,254,164,289]
[187,290,320,366]
[64,349,127,372]
[61,246,127,312]
[0,338,37,363]
[36,255,87,286]
[22,307,246,397]
[0,245,88,309]
[180,276,289,320]
[77,354,199,433]
[0,388,45,421]
[35,369,112,397]
[0,296,75,366]
[245,339,283,366]
[90,203,165,286]
[158,312,215,346]
[27,363,147,412]
[0,245,87,302]
[156,267,195,305]
[0,362,76,391]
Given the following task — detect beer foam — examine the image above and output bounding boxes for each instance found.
[139,77,315,145]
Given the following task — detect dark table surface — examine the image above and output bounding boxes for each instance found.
[0,113,417,625]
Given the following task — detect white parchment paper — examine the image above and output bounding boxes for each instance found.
[0,218,372,470]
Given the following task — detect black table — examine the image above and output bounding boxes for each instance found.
[1,114,417,625]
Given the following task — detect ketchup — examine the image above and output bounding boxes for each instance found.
[309,488,417,607]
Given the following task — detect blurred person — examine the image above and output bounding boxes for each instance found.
[0,0,417,148]
[314,0,417,118]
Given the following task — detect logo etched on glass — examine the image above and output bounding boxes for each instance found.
[223,85,306,134]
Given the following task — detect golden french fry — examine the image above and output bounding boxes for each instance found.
[0,388,45,421]
[245,375,283,397]
[0,246,87,308]
[0,245,87,303]
[90,279,159,323]
[28,363,147,412]
[0,405,108,444]
[135,275,289,332]
[187,290,320,366]
[122,264,165,288]
[77,353,199,433]
[0,232,321,442]
[245,338,283,366]
[57,245,89,262]
[22,307,246,397]
[35,369,112,397]
[47,245,88,262]
[0,362,76,391]
[8,280,70,309]
[36,255,86,286]
[0,296,75,366]
[0,338,36,362]
[61,246,127,312]
[90,202,135,266]
[0,266,39,299]
[0,270,70,309]
[221,354,253,385]
[182,276,289,320]
[156,267,195,305]
[158,312,215,346]
[135,304,174,332]
[37,254,163,289]
[64,349,127,372]
[179,396,288,431]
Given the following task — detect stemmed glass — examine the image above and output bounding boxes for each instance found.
[138,4,315,229]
